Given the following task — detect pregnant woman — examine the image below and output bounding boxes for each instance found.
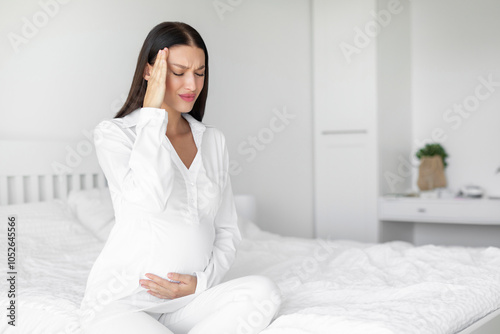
[79,22,282,334]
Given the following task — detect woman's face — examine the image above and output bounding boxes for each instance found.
[147,44,206,114]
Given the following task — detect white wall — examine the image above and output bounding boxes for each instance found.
[5,0,496,241]
[0,0,313,237]
[377,0,412,195]
[407,0,500,246]
[376,0,500,197]
[411,0,500,196]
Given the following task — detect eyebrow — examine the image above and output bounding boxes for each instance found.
[171,63,205,70]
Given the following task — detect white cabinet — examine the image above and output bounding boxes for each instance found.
[312,0,376,132]
[315,133,377,242]
[379,197,500,225]
[313,0,379,242]
[379,197,500,247]
[313,0,412,242]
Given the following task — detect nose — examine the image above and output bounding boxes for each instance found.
[183,72,197,92]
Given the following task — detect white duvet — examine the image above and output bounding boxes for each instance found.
[1,202,500,334]
[227,230,500,334]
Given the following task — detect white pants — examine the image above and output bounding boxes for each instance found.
[81,275,282,334]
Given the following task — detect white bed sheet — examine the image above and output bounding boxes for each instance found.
[224,229,500,334]
[1,206,500,334]
[0,200,104,334]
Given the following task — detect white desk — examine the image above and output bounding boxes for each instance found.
[378,197,500,247]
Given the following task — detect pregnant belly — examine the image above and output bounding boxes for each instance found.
[144,217,215,280]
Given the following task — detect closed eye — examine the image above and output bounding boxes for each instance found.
[173,72,205,77]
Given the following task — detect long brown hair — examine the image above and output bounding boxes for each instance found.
[114,22,209,121]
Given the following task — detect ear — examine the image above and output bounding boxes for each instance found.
[143,64,152,81]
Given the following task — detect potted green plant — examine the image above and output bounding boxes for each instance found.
[415,143,449,191]
[415,143,449,168]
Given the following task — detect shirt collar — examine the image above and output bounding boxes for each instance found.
[121,108,206,134]
[182,112,206,135]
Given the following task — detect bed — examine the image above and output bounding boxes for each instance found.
[1,140,499,334]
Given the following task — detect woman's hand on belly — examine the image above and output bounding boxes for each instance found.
[139,272,197,299]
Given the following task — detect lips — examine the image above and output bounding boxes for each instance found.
[179,94,195,102]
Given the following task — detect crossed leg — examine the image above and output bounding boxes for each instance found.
[81,301,174,334]
[81,275,282,334]
[152,275,282,334]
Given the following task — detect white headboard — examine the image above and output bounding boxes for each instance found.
[0,139,256,222]
[0,139,106,205]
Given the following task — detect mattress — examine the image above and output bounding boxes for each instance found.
[228,230,500,333]
[1,199,499,334]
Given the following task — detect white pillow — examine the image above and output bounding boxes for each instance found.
[65,189,263,241]
[0,199,94,244]
[237,214,263,239]
[67,188,115,242]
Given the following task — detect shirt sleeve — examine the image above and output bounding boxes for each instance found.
[192,136,242,294]
[93,107,174,214]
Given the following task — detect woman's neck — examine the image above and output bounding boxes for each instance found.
[164,107,190,137]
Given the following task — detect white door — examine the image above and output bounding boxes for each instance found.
[314,133,378,242]
[313,0,378,242]
[313,0,376,132]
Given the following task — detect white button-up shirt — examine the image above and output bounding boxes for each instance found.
[80,107,242,318]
